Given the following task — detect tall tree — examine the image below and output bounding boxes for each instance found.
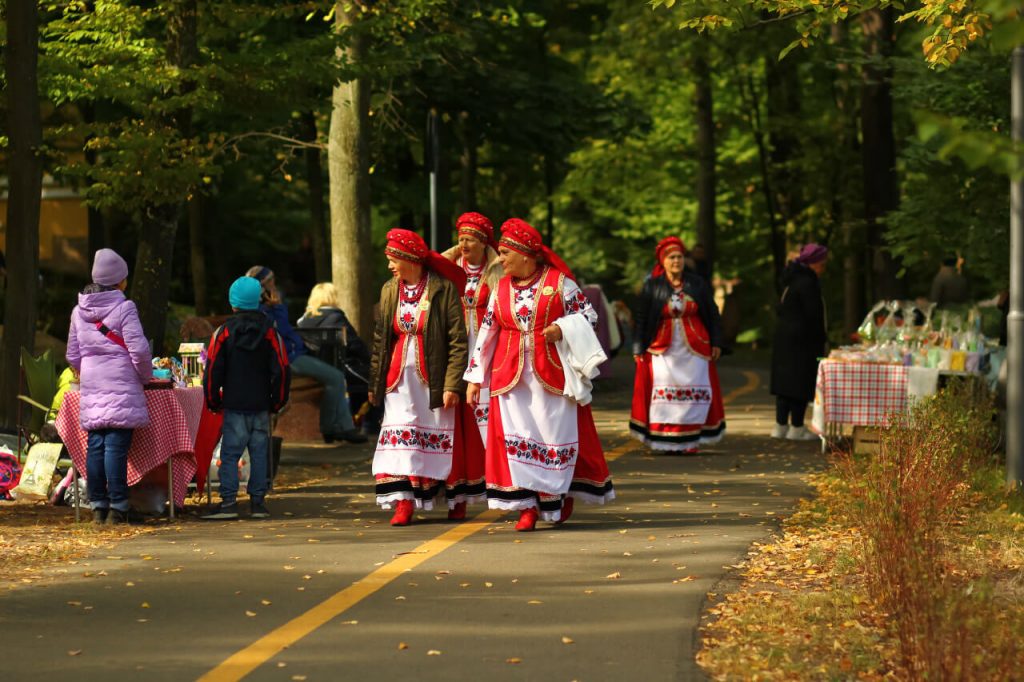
[132,0,198,353]
[693,40,717,277]
[329,2,374,337]
[1,0,44,429]
[860,7,902,301]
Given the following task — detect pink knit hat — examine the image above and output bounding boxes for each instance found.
[91,248,129,286]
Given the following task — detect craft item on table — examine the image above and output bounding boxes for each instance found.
[950,350,967,372]
[177,342,206,386]
[937,348,952,370]
[966,352,981,373]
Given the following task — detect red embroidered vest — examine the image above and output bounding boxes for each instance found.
[647,294,712,360]
[490,267,566,397]
[385,280,431,391]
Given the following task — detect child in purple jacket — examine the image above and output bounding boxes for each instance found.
[66,249,153,525]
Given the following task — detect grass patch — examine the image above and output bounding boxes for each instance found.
[699,380,1024,680]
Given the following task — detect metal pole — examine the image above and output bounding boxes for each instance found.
[1008,45,1024,487]
[428,110,439,251]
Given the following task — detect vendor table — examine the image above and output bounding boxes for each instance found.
[55,387,204,514]
[810,359,978,450]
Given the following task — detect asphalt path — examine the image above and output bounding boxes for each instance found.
[3,356,824,681]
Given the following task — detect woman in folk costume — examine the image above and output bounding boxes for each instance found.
[368,229,486,526]
[465,219,615,532]
[630,236,726,453]
[441,212,504,444]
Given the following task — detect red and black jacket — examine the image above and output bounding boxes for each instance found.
[203,311,290,414]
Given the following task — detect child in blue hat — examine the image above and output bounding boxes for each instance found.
[201,277,291,519]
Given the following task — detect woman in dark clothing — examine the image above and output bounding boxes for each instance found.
[630,236,726,453]
[246,266,367,444]
[770,244,828,441]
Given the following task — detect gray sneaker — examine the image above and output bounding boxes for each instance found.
[201,502,239,520]
[250,500,270,519]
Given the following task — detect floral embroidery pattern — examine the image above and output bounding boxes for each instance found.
[504,435,577,468]
[474,405,489,424]
[378,426,453,452]
[513,287,536,328]
[464,273,482,307]
[652,386,712,403]
[397,300,419,334]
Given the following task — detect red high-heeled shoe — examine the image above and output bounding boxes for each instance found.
[447,501,467,521]
[515,507,539,532]
[390,499,414,526]
[555,497,574,525]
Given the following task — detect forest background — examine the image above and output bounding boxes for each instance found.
[1,0,1022,428]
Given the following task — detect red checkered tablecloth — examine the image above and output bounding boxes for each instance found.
[55,388,204,507]
[813,360,908,428]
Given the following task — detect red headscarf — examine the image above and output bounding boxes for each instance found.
[651,236,686,278]
[456,212,498,251]
[385,228,467,288]
[498,218,575,280]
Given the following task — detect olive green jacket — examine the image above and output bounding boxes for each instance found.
[369,274,469,410]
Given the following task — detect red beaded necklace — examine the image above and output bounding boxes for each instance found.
[510,267,543,291]
[400,275,428,303]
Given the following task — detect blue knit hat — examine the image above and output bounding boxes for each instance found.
[229,277,262,311]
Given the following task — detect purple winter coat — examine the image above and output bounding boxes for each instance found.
[66,289,153,431]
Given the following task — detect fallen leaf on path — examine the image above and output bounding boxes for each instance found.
[261,600,272,606]
[283,565,295,570]
[398,642,408,650]
[395,596,406,601]
[506,657,522,664]
[485,582,494,588]
[427,650,442,656]
[245,611,257,617]
[277,662,287,668]
[342,620,358,625]
[527,600,543,605]
[137,619,148,623]
[140,602,150,608]
[561,636,574,645]
[605,572,621,580]
[291,676,306,681]
[125,581,135,587]
[584,590,594,594]
[67,650,82,656]
[67,601,81,607]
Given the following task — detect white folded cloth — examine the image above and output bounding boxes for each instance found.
[554,315,607,406]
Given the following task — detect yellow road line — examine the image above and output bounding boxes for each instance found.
[199,368,762,681]
[198,510,504,682]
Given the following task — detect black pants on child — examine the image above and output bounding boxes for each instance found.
[775,396,808,427]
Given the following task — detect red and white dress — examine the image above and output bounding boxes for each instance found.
[373,277,483,509]
[461,257,491,444]
[465,267,615,521]
[630,288,726,451]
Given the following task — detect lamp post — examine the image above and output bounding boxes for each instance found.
[1008,45,1024,487]
[427,109,440,251]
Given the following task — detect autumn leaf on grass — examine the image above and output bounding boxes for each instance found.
[261,599,272,606]
[245,611,257,617]
[67,650,82,656]
[605,572,621,580]
[674,575,699,583]
[427,650,442,656]
[561,636,574,645]
[398,642,409,650]
[506,657,522,664]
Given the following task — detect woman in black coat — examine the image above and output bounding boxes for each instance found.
[770,244,828,440]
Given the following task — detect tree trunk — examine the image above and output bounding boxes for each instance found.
[458,111,478,211]
[694,44,717,278]
[831,23,864,336]
[744,72,787,292]
[1,0,44,429]
[188,195,209,315]
[861,7,902,301]
[133,0,197,353]
[329,3,374,338]
[132,204,181,355]
[302,111,331,283]
[764,38,803,229]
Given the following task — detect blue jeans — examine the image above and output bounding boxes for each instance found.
[219,411,270,504]
[291,354,355,435]
[86,429,134,512]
